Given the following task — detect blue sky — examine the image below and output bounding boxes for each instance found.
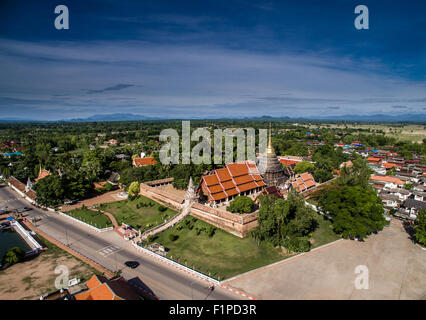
[0,0,425,120]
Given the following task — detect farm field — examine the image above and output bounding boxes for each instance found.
[315,123,426,143]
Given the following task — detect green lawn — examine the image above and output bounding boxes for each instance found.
[152,217,288,280]
[310,214,340,248]
[98,196,177,230]
[151,213,341,280]
[66,207,113,229]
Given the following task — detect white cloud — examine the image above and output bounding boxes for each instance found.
[0,38,425,119]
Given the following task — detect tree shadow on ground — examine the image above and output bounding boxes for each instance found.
[402,220,415,241]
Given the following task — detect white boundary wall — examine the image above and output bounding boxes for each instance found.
[56,211,113,233]
[11,220,43,252]
[131,242,219,285]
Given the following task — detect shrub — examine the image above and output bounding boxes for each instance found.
[208,226,216,238]
[227,196,255,214]
[158,205,167,212]
[169,234,179,241]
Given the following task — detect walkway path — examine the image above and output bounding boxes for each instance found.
[141,202,192,241]
[61,190,123,212]
[88,208,119,229]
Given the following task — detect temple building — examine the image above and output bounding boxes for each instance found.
[257,126,288,186]
[197,161,266,205]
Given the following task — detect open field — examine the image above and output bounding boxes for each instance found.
[66,207,113,229]
[0,236,100,300]
[224,219,426,300]
[152,213,339,280]
[99,195,177,230]
[315,123,426,143]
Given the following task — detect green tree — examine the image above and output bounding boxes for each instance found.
[128,181,140,199]
[294,161,315,174]
[2,247,25,266]
[33,173,65,206]
[414,210,426,246]
[404,183,413,190]
[227,196,256,214]
[319,186,386,239]
[251,191,317,252]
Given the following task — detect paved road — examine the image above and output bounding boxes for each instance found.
[0,184,241,300]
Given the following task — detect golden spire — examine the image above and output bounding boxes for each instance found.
[266,123,275,155]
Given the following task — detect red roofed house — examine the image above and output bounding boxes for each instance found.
[367,156,382,164]
[369,176,404,189]
[74,275,141,300]
[198,161,266,205]
[290,172,317,193]
[116,223,139,240]
[382,162,399,170]
[108,139,117,145]
[94,181,108,189]
[132,157,157,167]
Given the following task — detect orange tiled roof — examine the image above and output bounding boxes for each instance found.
[382,163,398,169]
[133,157,157,167]
[233,175,254,185]
[238,181,257,192]
[227,163,248,177]
[367,156,382,163]
[35,169,50,182]
[204,175,219,186]
[369,176,404,185]
[86,275,108,289]
[94,181,107,189]
[25,189,36,200]
[221,180,235,190]
[225,188,239,197]
[291,172,317,193]
[216,168,232,181]
[279,159,299,166]
[74,275,139,300]
[200,161,265,202]
[7,176,28,193]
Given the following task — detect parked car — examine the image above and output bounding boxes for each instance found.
[124,261,140,269]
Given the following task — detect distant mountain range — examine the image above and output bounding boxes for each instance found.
[64,113,160,122]
[1,112,425,123]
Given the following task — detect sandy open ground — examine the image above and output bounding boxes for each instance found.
[0,247,95,300]
[224,219,426,300]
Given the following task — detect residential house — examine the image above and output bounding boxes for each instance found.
[132,157,157,167]
[74,275,142,300]
[369,176,405,189]
[399,199,426,220]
